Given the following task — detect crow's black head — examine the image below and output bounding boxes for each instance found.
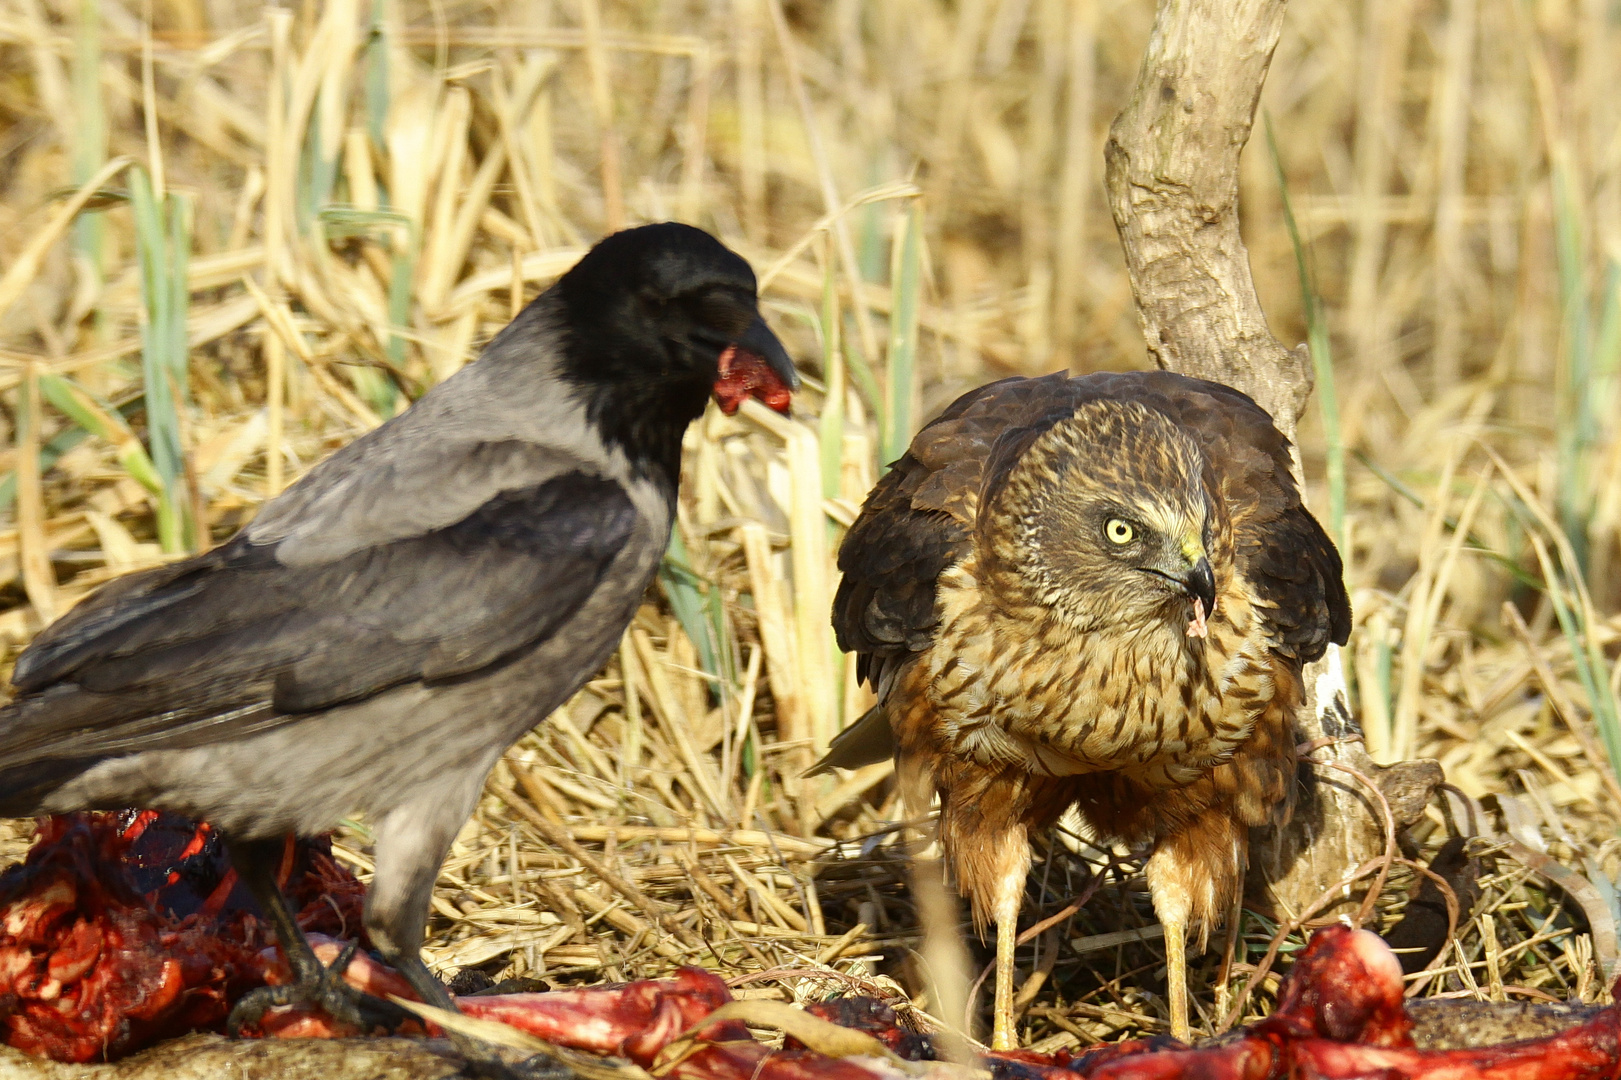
[552,224,796,480]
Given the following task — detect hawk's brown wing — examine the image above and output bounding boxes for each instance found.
[832,373,1081,688]
[819,370,1349,774]
[819,373,1078,773]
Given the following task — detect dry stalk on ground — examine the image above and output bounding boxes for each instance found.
[0,0,1616,1061]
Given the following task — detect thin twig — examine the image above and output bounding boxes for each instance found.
[498,773,703,951]
[1502,601,1621,814]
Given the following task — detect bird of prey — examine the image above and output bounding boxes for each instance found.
[814,370,1348,1047]
[0,223,796,1069]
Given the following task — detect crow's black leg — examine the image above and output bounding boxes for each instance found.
[223,835,410,1036]
[383,949,571,1080]
[367,787,571,1079]
[365,918,568,1080]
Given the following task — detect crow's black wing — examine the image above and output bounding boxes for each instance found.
[5,448,639,762]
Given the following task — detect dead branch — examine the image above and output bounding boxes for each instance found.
[1104,0,1442,922]
[1105,0,1306,433]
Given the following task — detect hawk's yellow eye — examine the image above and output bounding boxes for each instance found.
[1105,518,1135,545]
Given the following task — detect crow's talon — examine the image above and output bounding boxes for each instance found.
[226,949,410,1037]
[225,984,291,1036]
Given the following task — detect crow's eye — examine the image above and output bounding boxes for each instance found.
[689,289,752,337]
[1104,518,1136,545]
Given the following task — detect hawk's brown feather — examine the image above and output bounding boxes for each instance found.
[818,371,1349,1033]
[833,371,1345,688]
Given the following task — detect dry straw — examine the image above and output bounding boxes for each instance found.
[0,0,1620,1048]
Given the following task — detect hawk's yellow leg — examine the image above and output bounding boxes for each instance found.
[992,904,1018,1048]
[990,861,1023,1049]
[1162,914,1190,1043]
[1146,846,1196,1044]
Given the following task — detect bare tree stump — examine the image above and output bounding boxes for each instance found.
[1103,0,1442,924]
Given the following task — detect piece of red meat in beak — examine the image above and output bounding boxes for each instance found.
[713,315,797,416]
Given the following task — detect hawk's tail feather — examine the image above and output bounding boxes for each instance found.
[804,705,894,776]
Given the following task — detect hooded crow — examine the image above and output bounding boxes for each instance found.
[0,223,796,1065]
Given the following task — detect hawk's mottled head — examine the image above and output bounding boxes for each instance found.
[983,399,1219,635]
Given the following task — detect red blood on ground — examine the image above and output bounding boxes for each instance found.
[1253,924,1414,1047]
[1082,1040,1276,1080]
[0,811,365,1062]
[1067,925,1621,1080]
[1292,1003,1621,1080]
[713,345,793,415]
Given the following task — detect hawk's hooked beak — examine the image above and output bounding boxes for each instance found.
[1178,553,1216,639]
[1181,555,1216,616]
[1140,541,1218,637]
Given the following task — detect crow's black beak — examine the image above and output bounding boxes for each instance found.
[737,315,799,390]
[1183,556,1216,615]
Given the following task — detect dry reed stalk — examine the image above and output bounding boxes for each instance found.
[732,0,766,242]
[579,0,624,234]
[0,157,133,325]
[763,0,879,368]
[0,0,1618,1045]
[1502,602,1621,814]
[1429,0,1475,387]
[16,362,55,622]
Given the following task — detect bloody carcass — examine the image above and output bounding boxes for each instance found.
[0,811,363,1062]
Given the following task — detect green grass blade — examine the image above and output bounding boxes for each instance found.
[167,189,192,546]
[302,113,339,231]
[318,205,417,238]
[0,427,93,511]
[364,11,389,152]
[659,527,732,690]
[129,166,185,552]
[1265,114,1345,554]
[1591,258,1621,479]
[1497,482,1621,790]
[1593,260,1621,383]
[71,0,106,303]
[840,320,882,420]
[1539,542,1621,778]
[166,191,191,396]
[319,205,417,391]
[1552,160,1592,570]
[387,244,415,375]
[882,201,922,470]
[38,374,162,494]
[320,205,416,409]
